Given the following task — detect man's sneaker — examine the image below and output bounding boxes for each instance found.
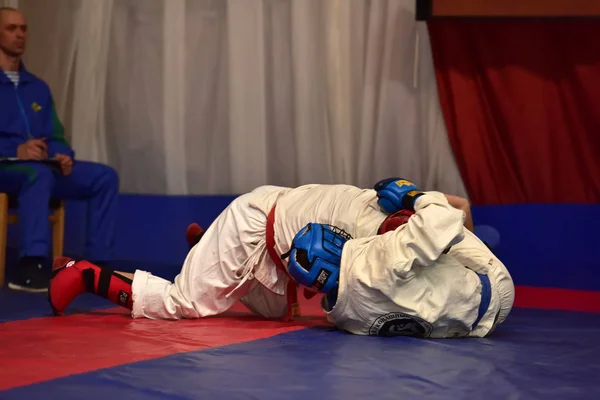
[8,257,50,293]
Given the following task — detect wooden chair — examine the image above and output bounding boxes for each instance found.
[0,193,65,287]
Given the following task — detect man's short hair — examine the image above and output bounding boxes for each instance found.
[0,7,23,25]
[0,6,20,16]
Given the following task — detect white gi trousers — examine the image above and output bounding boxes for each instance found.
[130,184,390,320]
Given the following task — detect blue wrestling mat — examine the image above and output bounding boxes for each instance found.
[1,288,599,399]
[2,199,600,399]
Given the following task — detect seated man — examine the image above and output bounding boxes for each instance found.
[283,179,515,338]
[0,7,119,292]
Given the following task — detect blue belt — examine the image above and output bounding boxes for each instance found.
[472,273,492,330]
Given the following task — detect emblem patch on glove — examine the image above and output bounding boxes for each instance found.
[395,180,413,187]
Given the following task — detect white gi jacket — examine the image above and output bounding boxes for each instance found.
[325,192,515,338]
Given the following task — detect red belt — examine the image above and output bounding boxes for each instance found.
[266,205,300,321]
[266,204,395,320]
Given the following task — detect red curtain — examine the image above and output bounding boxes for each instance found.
[428,20,600,205]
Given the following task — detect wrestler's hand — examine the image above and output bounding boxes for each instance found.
[444,194,474,232]
[374,177,424,213]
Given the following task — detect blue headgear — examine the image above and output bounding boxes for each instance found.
[281,223,351,294]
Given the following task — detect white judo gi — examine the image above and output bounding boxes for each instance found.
[323,192,515,338]
[131,184,390,320]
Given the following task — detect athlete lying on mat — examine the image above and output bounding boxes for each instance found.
[283,179,515,338]
[48,179,475,323]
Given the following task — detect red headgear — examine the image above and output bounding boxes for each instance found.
[377,209,415,235]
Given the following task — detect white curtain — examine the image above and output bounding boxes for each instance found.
[0,0,19,7]
[17,0,467,197]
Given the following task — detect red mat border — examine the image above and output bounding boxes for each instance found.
[0,302,328,391]
[514,286,600,312]
[1,286,599,391]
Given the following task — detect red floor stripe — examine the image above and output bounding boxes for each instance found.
[0,299,328,391]
[514,285,600,313]
[1,286,598,391]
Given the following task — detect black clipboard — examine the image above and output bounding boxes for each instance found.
[0,158,64,174]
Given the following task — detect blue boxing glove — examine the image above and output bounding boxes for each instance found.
[374,177,425,213]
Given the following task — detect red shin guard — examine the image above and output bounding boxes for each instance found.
[49,257,133,315]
